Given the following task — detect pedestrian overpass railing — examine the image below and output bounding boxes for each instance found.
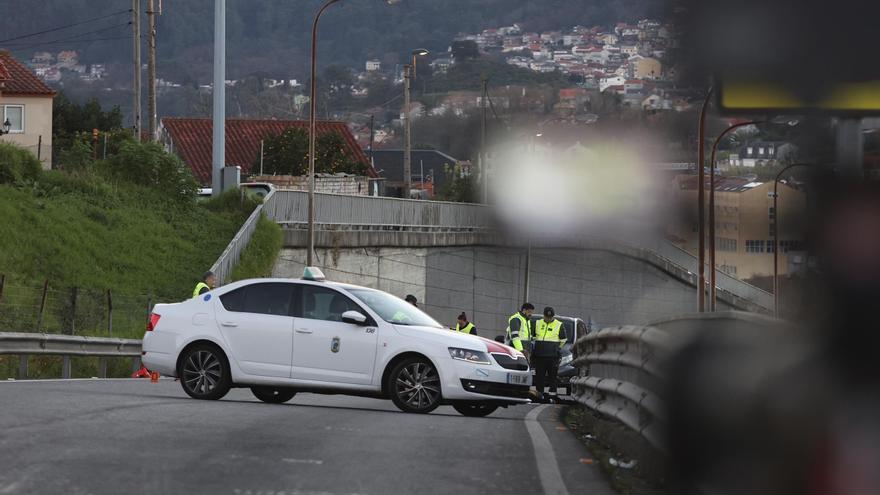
[264,190,494,229]
[209,189,278,284]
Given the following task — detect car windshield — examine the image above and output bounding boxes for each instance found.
[347,288,443,328]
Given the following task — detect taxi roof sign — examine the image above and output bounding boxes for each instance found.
[302,267,326,281]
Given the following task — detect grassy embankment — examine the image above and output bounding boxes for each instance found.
[0,141,281,378]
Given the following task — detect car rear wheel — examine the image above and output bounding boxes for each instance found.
[179,344,231,400]
[452,402,499,417]
[251,386,296,404]
[388,357,442,414]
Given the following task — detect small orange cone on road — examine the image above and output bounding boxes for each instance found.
[150,371,160,383]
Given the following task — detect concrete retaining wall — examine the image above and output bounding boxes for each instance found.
[273,246,733,339]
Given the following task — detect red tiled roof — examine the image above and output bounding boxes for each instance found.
[0,61,10,81]
[161,118,375,184]
[0,51,55,96]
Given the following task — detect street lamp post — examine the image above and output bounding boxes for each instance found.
[707,119,764,311]
[308,0,342,267]
[707,118,798,310]
[402,64,412,199]
[411,48,429,80]
[307,0,400,266]
[772,162,811,318]
[696,87,713,312]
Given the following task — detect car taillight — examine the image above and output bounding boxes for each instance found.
[147,313,161,332]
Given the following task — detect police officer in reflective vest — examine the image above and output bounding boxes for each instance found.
[506,303,535,357]
[532,306,567,403]
[454,312,477,335]
[193,271,216,298]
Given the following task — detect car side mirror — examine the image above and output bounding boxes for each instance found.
[341,310,368,325]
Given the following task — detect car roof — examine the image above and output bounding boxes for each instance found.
[224,277,373,292]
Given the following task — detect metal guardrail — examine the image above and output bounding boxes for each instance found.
[0,332,143,379]
[571,324,669,451]
[210,190,277,284]
[570,311,779,454]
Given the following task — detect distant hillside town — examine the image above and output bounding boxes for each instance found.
[446,19,683,111]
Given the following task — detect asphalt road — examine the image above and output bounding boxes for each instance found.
[0,379,613,495]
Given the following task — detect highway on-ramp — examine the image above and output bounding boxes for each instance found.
[0,379,613,495]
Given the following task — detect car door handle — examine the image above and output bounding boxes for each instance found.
[220,321,238,327]
[296,328,313,334]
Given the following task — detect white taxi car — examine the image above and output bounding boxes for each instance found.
[142,268,531,416]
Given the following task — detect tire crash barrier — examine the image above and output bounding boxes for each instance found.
[0,332,143,379]
[571,325,671,451]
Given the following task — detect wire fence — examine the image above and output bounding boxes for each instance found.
[0,275,160,339]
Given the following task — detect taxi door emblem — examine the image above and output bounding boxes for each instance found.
[331,337,341,353]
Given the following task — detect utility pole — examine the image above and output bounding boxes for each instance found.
[132,0,142,139]
[146,0,158,141]
[403,65,412,200]
[480,76,488,203]
[369,114,375,161]
[211,0,226,197]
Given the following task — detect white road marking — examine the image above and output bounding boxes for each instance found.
[525,405,570,495]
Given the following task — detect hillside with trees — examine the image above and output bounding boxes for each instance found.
[1,0,668,84]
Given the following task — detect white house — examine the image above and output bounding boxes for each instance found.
[599,75,626,92]
[0,51,56,167]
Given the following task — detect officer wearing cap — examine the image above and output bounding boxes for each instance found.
[532,306,567,403]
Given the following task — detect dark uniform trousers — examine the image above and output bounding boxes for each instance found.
[532,356,559,396]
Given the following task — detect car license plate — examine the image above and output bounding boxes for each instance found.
[508,373,529,385]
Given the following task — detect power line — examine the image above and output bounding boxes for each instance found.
[8,36,133,52]
[378,92,404,108]
[3,22,132,47]
[0,9,131,44]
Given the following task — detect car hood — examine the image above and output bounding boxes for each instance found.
[392,324,488,350]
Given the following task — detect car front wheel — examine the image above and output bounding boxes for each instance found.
[179,344,231,400]
[251,386,296,404]
[388,357,442,414]
[452,402,499,417]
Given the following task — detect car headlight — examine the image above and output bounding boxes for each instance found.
[448,347,491,365]
[560,354,573,366]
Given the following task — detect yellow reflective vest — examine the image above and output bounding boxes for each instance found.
[534,319,566,347]
[455,322,475,335]
[506,312,531,351]
[193,282,210,298]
